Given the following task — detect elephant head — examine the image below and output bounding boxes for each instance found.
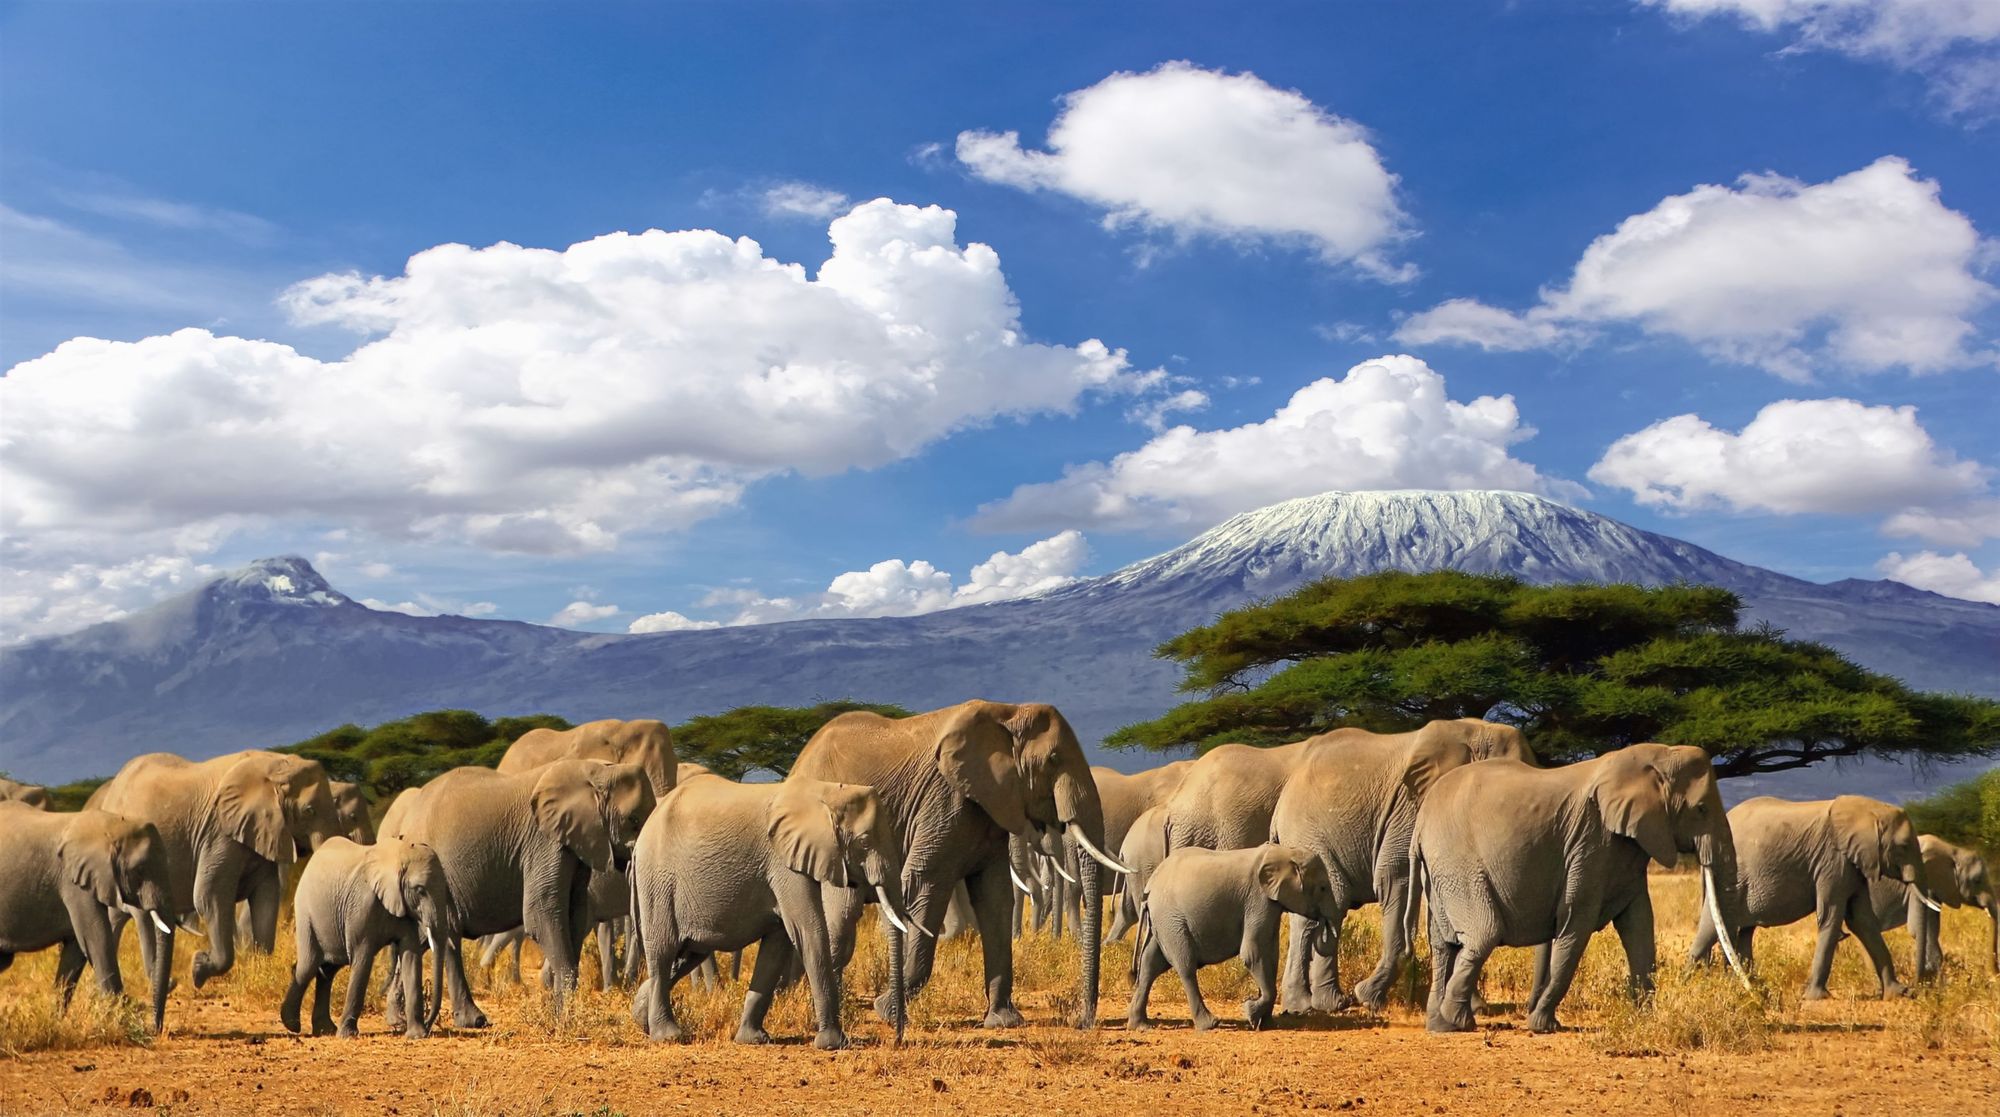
[597,720,678,800]
[1448,718,1537,766]
[768,780,915,922]
[1829,796,1932,894]
[1256,845,1341,957]
[58,810,178,1031]
[330,781,375,844]
[1924,838,1998,973]
[530,760,657,873]
[214,753,340,863]
[370,838,455,1033]
[1594,744,1748,977]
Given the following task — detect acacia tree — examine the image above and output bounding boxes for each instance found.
[1109,571,2000,778]
[674,700,911,779]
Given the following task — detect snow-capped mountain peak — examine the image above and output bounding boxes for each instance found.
[209,555,349,608]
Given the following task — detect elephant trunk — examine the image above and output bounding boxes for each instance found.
[887,924,906,1046]
[148,923,174,1034]
[425,935,445,1034]
[1070,830,1102,1030]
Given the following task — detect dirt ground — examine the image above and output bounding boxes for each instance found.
[4,875,1996,1116]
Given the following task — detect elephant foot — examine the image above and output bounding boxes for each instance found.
[190,954,219,989]
[649,1020,685,1043]
[1244,1001,1273,1032]
[1469,990,1493,1016]
[1527,1009,1561,1034]
[280,1001,302,1034]
[1426,1011,1474,1034]
[1125,1016,1154,1032]
[630,983,650,1030]
[1801,985,1830,1001]
[311,1019,337,1037]
[1280,986,1314,1015]
[336,1021,360,1039]
[453,1006,490,1029]
[811,1027,849,1051]
[1354,976,1392,1012]
[1881,982,1912,1000]
[1191,1012,1220,1032]
[384,1009,406,1032]
[981,1005,1025,1029]
[734,1024,772,1046]
[1312,990,1358,1014]
[404,1023,431,1040]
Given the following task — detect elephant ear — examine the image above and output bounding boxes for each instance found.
[1254,846,1301,905]
[1830,797,1889,880]
[1402,728,1471,800]
[531,763,614,872]
[58,813,122,908]
[768,781,850,887]
[936,704,1030,835]
[367,842,410,920]
[1594,755,1678,870]
[215,757,295,864]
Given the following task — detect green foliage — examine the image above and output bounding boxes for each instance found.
[675,700,913,779]
[1112,570,2000,777]
[273,708,572,799]
[1904,767,2000,858]
[44,778,107,812]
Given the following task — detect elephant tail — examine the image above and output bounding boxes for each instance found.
[1402,837,1426,955]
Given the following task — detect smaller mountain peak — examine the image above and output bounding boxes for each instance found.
[210,555,347,607]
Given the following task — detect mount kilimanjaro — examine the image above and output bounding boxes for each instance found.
[3,490,1995,800]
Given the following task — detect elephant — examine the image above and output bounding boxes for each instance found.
[1689,795,1939,1000]
[1126,844,1340,1032]
[1268,719,1536,1014]
[1007,831,1081,939]
[628,775,917,1050]
[0,776,51,808]
[0,803,179,1032]
[379,759,655,1026]
[1105,804,1171,952]
[1869,835,1998,979]
[330,781,376,844]
[500,719,678,798]
[85,750,338,988]
[281,837,453,1039]
[787,700,1128,1030]
[1413,744,1744,1033]
[1092,761,1194,861]
[480,865,643,992]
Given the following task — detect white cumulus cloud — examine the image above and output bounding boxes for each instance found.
[723,532,1092,624]
[549,600,621,628]
[971,355,1572,534]
[1590,398,1993,544]
[1876,550,2000,604]
[759,182,852,220]
[1395,157,1995,378]
[0,198,1157,640]
[1646,0,2000,116]
[957,62,1411,278]
[626,610,722,634]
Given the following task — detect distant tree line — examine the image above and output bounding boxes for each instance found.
[1904,768,2000,859]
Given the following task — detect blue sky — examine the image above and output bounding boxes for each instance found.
[3,1,1997,637]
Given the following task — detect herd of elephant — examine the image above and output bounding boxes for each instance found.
[0,705,1993,1051]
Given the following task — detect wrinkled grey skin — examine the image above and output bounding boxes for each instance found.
[1106,805,1171,960]
[628,776,913,1050]
[378,760,655,1026]
[0,776,51,809]
[86,750,338,989]
[1868,835,1999,979]
[1092,761,1195,867]
[1415,744,1741,1033]
[500,719,679,800]
[0,804,178,1033]
[282,837,453,1038]
[1127,844,1339,1032]
[1690,795,1937,1000]
[789,700,1116,1030]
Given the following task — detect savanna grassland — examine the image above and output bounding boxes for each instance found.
[2,871,1994,1116]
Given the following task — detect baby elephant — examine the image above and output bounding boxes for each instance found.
[1128,844,1339,1032]
[282,837,453,1038]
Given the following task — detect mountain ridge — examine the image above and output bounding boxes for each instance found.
[4,490,1994,800]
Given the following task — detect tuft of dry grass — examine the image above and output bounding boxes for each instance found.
[0,982,152,1056]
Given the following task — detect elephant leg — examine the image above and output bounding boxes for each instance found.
[1166,937,1218,1032]
[1613,892,1658,1002]
[775,875,846,1051]
[735,929,796,1045]
[61,890,124,997]
[821,882,864,973]
[310,963,337,1036]
[1425,936,1463,1033]
[53,939,86,1010]
[1804,895,1846,1000]
[191,881,241,988]
[1919,906,1942,981]
[1126,925,1166,1030]
[1845,893,1907,998]
[1280,913,1314,1014]
[281,944,316,1035]
[1358,874,1411,1011]
[341,942,380,1038]
[383,950,407,1031]
[871,877,949,1023]
[1526,931,1587,1034]
[596,919,618,992]
[633,898,685,1042]
[244,864,282,954]
[967,865,1025,1028]
[398,942,429,1039]
[1243,928,1279,1031]
[1527,941,1552,1010]
[442,936,488,1028]
[1441,938,1495,1033]
[1309,915,1353,1013]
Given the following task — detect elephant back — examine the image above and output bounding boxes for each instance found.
[1163,741,1308,852]
[501,719,677,799]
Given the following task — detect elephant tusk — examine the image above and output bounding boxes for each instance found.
[150,911,172,936]
[1067,823,1135,875]
[874,886,926,938]
[1047,856,1077,886]
[1917,891,1944,913]
[426,930,437,953]
[1703,866,1752,990]
[1009,866,1034,896]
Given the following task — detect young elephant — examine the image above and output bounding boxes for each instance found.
[282,837,453,1038]
[1127,844,1340,1032]
[1689,794,1936,1000]
[1868,835,1998,979]
[0,804,179,1033]
[629,776,918,1050]
[1413,744,1744,1034]
[1105,804,1170,955]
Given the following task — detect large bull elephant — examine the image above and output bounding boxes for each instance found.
[380,760,655,1025]
[788,700,1127,1029]
[1414,744,1746,1033]
[86,750,338,987]
[1869,835,1998,979]
[1270,719,1535,1013]
[500,719,678,798]
[1690,795,1940,999]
